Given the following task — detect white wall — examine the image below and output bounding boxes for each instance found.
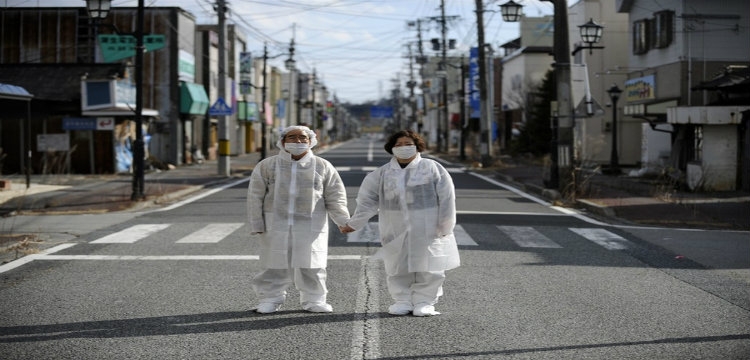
[629,0,750,68]
[697,125,738,190]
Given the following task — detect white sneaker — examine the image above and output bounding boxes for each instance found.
[303,302,333,313]
[388,302,413,316]
[255,302,282,314]
[412,304,440,317]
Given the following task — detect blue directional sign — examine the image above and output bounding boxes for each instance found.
[370,105,393,119]
[209,97,233,116]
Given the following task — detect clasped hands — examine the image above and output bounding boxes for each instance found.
[338,225,356,234]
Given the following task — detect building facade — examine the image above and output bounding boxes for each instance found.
[617,0,750,191]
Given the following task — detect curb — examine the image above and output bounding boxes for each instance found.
[575,199,617,218]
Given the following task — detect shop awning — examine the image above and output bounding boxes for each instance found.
[180,82,209,115]
[0,83,33,101]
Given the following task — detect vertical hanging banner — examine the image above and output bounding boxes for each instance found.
[240,52,253,95]
[469,47,480,119]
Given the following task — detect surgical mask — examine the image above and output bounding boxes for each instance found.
[392,145,417,159]
[284,143,309,156]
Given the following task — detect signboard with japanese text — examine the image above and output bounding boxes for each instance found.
[469,47,480,118]
[98,34,166,63]
[63,117,96,131]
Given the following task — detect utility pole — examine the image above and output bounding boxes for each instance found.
[550,0,572,191]
[260,42,268,160]
[407,42,417,131]
[459,56,467,161]
[440,0,449,153]
[131,0,145,200]
[285,24,296,128]
[311,68,316,128]
[474,0,492,167]
[216,0,230,176]
[416,20,427,138]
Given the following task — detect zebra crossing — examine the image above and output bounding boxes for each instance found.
[86,222,634,251]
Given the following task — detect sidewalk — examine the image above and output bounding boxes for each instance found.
[1,148,748,229]
[440,152,749,231]
[0,153,260,216]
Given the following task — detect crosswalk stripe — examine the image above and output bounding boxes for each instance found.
[336,166,380,172]
[90,224,171,244]
[335,166,463,173]
[346,222,478,246]
[454,225,478,246]
[569,228,633,250]
[176,223,244,243]
[497,225,562,248]
[84,222,633,252]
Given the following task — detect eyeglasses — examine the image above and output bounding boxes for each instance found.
[284,135,309,142]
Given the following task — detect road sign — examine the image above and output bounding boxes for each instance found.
[209,97,233,116]
[98,34,167,63]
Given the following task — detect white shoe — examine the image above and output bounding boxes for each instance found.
[303,302,333,313]
[255,302,282,314]
[388,302,413,316]
[412,304,440,317]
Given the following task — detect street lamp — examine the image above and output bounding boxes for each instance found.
[499,0,523,22]
[85,0,111,19]
[500,0,605,192]
[86,0,145,201]
[606,84,622,174]
[573,18,605,55]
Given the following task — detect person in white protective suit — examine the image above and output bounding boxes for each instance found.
[246,125,350,314]
[341,130,460,316]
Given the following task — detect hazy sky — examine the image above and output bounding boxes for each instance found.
[6,0,556,103]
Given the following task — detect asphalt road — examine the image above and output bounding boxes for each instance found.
[0,137,748,359]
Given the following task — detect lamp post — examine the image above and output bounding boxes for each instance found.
[500,0,604,191]
[573,18,604,55]
[86,0,145,201]
[606,84,622,174]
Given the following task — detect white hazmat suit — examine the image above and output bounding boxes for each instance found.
[246,126,350,313]
[347,152,460,315]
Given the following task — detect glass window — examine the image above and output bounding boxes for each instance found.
[652,11,674,49]
[633,19,651,55]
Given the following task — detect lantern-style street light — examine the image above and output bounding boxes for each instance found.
[499,0,605,191]
[85,0,111,19]
[499,0,523,22]
[606,84,622,174]
[86,0,146,200]
[573,18,605,55]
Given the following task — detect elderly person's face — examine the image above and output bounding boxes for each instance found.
[282,129,310,144]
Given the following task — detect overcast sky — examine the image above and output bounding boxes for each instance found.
[6,0,556,104]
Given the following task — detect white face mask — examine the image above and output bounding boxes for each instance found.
[392,145,417,159]
[284,143,309,156]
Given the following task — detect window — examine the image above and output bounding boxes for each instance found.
[690,125,703,162]
[633,19,651,55]
[652,11,674,49]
